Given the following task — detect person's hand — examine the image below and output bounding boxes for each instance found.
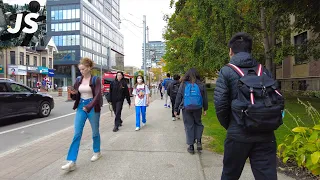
[174,112,178,117]
[83,107,88,112]
[203,111,207,116]
[146,101,150,106]
[70,90,78,94]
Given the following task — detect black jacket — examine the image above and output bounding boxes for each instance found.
[167,80,180,98]
[109,79,131,105]
[174,80,208,112]
[214,52,275,142]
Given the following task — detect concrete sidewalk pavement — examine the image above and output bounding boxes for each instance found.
[0,96,294,180]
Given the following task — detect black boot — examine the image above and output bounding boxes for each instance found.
[119,120,123,126]
[113,126,119,132]
[197,140,202,151]
[187,145,195,154]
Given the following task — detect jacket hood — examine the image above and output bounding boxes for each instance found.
[229,52,258,68]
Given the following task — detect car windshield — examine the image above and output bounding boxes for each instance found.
[104,78,114,84]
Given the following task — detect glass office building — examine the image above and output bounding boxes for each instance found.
[47,0,124,87]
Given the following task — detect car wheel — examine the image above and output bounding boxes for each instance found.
[39,101,51,117]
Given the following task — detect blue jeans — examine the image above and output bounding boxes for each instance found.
[67,98,101,162]
[135,106,146,128]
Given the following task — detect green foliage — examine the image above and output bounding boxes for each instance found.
[163,0,320,78]
[278,99,320,176]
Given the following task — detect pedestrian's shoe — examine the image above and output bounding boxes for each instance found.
[167,105,171,108]
[176,115,181,120]
[135,127,140,131]
[120,120,123,126]
[197,140,202,151]
[164,104,167,108]
[61,161,76,171]
[187,145,195,154]
[113,126,119,132]
[91,152,102,162]
[172,117,176,121]
[142,123,146,127]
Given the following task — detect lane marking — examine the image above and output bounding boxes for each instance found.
[0,112,110,158]
[0,104,110,135]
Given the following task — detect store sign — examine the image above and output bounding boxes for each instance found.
[37,66,48,74]
[48,69,55,77]
[7,65,27,75]
[0,64,3,74]
[27,66,39,73]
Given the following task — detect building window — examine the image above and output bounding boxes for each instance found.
[10,51,15,64]
[294,32,308,65]
[51,5,80,20]
[34,56,37,66]
[20,52,24,65]
[42,57,46,67]
[49,58,52,68]
[53,35,80,46]
[51,22,80,31]
[26,55,30,65]
[54,50,76,61]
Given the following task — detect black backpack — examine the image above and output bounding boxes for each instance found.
[171,82,180,97]
[227,63,284,133]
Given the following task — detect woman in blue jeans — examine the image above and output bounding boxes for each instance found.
[61,57,103,171]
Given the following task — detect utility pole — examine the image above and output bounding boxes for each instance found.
[146,26,150,86]
[143,15,146,82]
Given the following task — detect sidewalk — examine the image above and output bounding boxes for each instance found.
[0,96,294,180]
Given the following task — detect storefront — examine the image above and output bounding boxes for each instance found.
[7,65,27,84]
[0,64,4,78]
[27,66,40,88]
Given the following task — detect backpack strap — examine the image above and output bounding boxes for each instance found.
[227,63,245,77]
[227,63,263,77]
[92,76,97,86]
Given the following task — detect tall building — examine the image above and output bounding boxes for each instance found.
[142,41,166,68]
[47,0,124,87]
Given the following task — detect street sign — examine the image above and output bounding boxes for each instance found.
[0,64,4,74]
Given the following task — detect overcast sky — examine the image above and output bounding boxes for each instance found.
[3,0,174,68]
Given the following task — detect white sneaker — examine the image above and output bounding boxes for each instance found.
[61,161,76,171]
[172,117,176,121]
[91,152,102,162]
[135,127,140,131]
[142,123,146,127]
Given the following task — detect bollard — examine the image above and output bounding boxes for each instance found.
[58,87,62,97]
[67,86,72,101]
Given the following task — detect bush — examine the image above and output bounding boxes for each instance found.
[205,83,211,88]
[278,99,320,176]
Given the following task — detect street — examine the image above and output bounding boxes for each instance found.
[0,99,112,154]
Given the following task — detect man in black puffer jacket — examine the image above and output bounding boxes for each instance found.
[214,32,277,180]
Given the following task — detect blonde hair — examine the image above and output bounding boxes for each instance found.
[79,57,94,68]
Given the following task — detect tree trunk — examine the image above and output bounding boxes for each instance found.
[270,17,277,78]
[260,7,272,72]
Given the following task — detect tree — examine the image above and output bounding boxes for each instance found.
[149,67,162,82]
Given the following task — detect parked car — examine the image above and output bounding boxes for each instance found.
[0,78,54,120]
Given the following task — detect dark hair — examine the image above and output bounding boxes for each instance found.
[173,74,180,81]
[181,68,200,84]
[228,32,253,54]
[166,73,171,77]
[134,75,145,88]
[115,71,125,81]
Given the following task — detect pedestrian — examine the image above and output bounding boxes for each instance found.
[132,75,150,131]
[107,71,131,132]
[158,80,163,99]
[174,68,208,154]
[162,73,172,108]
[214,32,284,180]
[61,57,103,171]
[167,74,181,121]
